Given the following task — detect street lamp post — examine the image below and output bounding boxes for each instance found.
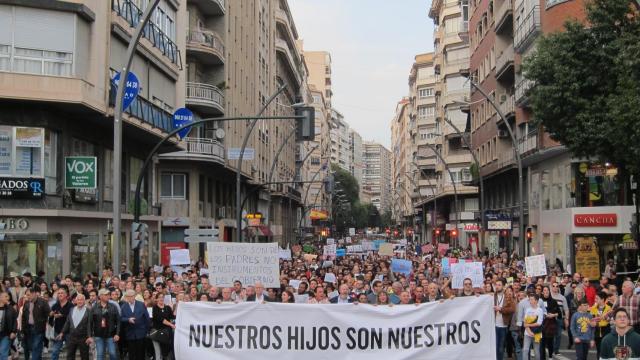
[461,69,525,255]
[441,117,485,249]
[112,0,161,272]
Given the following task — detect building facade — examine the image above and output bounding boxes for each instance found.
[362,141,392,214]
[390,98,414,227]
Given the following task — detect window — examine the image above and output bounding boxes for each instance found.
[161,173,186,199]
[418,106,435,118]
[0,6,76,77]
[418,88,434,98]
[0,126,46,177]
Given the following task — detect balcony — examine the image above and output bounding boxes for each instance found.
[108,82,173,133]
[275,38,302,86]
[514,6,541,53]
[275,8,297,46]
[495,44,514,81]
[444,153,470,165]
[159,137,225,166]
[186,82,224,116]
[498,94,516,119]
[495,0,514,34]
[518,132,538,155]
[111,0,181,66]
[187,30,225,65]
[189,0,225,16]
[515,78,535,105]
[458,20,469,43]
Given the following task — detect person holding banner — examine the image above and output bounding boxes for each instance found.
[493,278,515,360]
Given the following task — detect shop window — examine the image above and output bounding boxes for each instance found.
[70,234,99,278]
[574,162,625,207]
[160,173,187,199]
[0,233,62,283]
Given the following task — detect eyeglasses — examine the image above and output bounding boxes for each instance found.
[464,282,472,286]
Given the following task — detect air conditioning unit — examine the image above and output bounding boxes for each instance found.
[498,130,509,138]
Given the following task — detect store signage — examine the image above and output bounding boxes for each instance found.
[0,217,29,231]
[0,177,44,199]
[487,220,512,230]
[65,156,97,189]
[574,214,617,227]
[464,223,480,232]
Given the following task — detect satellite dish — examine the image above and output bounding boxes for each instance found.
[215,128,226,140]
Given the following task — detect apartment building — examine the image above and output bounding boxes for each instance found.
[349,128,364,200]
[428,0,480,248]
[0,0,186,279]
[362,141,392,214]
[303,51,333,108]
[329,109,351,172]
[390,98,414,226]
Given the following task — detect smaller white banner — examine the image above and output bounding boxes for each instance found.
[451,262,484,289]
[170,249,190,265]
[207,242,280,288]
[525,254,547,277]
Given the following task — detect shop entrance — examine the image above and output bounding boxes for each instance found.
[0,234,62,282]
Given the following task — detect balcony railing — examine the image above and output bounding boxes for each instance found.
[186,82,225,111]
[514,6,541,52]
[185,137,225,158]
[515,78,535,104]
[108,81,173,133]
[495,44,514,76]
[518,132,538,155]
[111,0,182,66]
[187,30,225,57]
[499,94,515,115]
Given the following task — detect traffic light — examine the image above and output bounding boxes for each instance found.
[131,222,148,250]
[435,228,441,236]
[451,229,458,237]
[295,106,315,141]
[526,227,533,241]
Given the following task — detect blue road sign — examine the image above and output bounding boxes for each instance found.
[112,71,140,111]
[173,108,194,139]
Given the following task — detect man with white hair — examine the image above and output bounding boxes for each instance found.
[247,282,273,302]
[613,280,640,333]
[120,289,150,359]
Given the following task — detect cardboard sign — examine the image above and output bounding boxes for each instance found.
[336,249,346,257]
[323,244,337,257]
[207,243,280,288]
[451,262,484,289]
[170,249,190,265]
[279,248,292,260]
[379,243,395,256]
[303,254,318,262]
[327,238,335,245]
[289,280,301,289]
[422,244,434,254]
[437,243,450,256]
[525,254,547,277]
[324,273,337,283]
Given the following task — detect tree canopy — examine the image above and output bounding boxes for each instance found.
[524,0,640,172]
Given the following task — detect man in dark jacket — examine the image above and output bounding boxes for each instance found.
[0,292,18,359]
[49,286,73,360]
[21,287,50,360]
[88,289,120,360]
[120,289,150,360]
[59,293,91,360]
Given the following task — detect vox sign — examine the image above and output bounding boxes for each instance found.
[65,156,97,189]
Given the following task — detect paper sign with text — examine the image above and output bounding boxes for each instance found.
[207,243,280,288]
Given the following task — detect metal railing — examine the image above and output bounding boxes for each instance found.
[499,94,515,115]
[515,78,535,104]
[187,30,225,56]
[186,82,225,110]
[111,0,182,67]
[185,137,225,158]
[518,131,538,155]
[514,6,541,52]
[108,81,173,133]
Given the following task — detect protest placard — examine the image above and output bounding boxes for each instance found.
[324,273,337,283]
[294,294,309,304]
[303,254,318,262]
[322,261,333,269]
[451,262,484,289]
[170,249,190,265]
[361,240,374,251]
[175,297,496,359]
[525,254,547,277]
[207,243,280,288]
[336,248,346,257]
[391,259,412,275]
[422,244,434,254]
[327,238,335,245]
[153,265,164,273]
[278,248,292,260]
[289,279,301,289]
[437,243,450,256]
[379,243,394,256]
[323,244,337,258]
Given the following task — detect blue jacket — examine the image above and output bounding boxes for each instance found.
[120,300,150,340]
[570,311,594,342]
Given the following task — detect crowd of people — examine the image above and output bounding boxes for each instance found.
[0,241,639,360]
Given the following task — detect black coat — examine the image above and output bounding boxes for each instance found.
[61,306,91,340]
[0,305,18,336]
[21,297,51,334]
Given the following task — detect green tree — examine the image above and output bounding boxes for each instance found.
[524,0,640,173]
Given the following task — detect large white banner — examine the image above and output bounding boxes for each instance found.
[175,296,496,360]
[207,242,280,288]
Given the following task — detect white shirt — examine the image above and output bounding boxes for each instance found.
[495,292,506,327]
[523,307,544,337]
[71,306,86,328]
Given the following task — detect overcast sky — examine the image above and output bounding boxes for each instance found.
[289,0,435,149]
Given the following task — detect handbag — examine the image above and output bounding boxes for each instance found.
[148,327,172,344]
[45,324,56,341]
[542,317,557,337]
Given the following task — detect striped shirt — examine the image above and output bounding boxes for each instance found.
[614,294,640,326]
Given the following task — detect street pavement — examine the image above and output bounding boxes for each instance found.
[505,330,598,360]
